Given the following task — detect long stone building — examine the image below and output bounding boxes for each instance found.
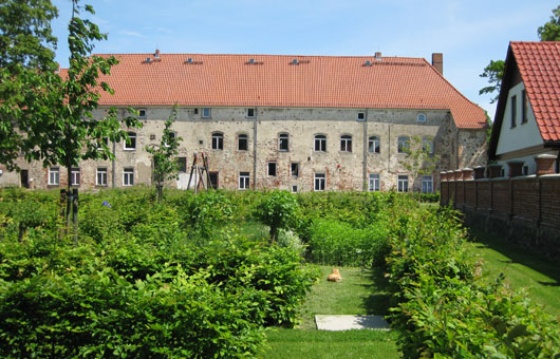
[0,51,487,192]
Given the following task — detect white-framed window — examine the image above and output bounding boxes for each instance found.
[279,133,289,152]
[268,162,277,176]
[314,172,326,191]
[422,175,433,193]
[123,168,134,186]
[397,175,409,192]
[368,136,380,153]
[397,136,410,153]
[239,171,250,190]
[202,108,211,118]
[96,168,108,186]
[71,168,80,186]
[357,112,366,121]
[138,109,147,119]
[246,108,256,118]
[124,132,137,150]
[48,167,60,186]
[314,134,327,152]
[417,113,427,123]
[368,173,380,191]
[340,135,352,152]
[238,134,248,151]
[212,132,224,150]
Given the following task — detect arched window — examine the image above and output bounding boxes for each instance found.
[212,132,224,150]
[422,137,434,154]
[368,136,380,153]
[397,136,410,153]
[314,134,327,152]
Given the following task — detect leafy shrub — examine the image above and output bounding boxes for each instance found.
[254,190,301,242]
[306,219,389,267]
[384,204,560,358]
[180,191,234,238]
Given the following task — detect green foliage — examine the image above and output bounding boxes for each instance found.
[401,135,440,192]
[538,5,560,41]
[0,0,59,169]
[306,219,389,267]
[146,106,182,201]
[384,204,560,358]
[0,188,320,357]
[479,59,505,103]
[254,190,301,242]
[480,4,560,104]
[181,190,234,239]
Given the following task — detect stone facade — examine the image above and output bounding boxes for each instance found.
[1,106,487,192]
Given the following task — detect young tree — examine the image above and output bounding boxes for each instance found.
[1,1,141,240]
[146,106,182,202]
[254,190,301,242]
[401,135,440,193]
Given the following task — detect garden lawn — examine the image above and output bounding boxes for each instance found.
[264,266,399,359]
[469,229,560,317]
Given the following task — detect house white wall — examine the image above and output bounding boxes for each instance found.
[496,83,542,155]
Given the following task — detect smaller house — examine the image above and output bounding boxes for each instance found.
[488,41,560,177]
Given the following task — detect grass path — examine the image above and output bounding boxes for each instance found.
[469,230,560,318]
[263,266,399,359]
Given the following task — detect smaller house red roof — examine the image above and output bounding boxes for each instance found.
[511,41,560,142]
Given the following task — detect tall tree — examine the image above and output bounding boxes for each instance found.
[146,106,182,202]
[0,0,59,169]
[479,4,560,102]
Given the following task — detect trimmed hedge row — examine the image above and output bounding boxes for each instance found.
[384,203,560,358]
[0,189,319,358]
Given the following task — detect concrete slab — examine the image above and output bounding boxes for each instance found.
[315,315,390,331]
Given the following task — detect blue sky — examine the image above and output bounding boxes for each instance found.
[51,0,555,119]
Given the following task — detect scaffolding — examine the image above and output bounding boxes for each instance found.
[187,152,212,192]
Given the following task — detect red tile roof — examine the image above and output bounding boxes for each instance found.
[511,41,560,142]
[89,52,486,129]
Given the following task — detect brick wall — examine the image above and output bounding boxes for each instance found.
[441,169,560,258]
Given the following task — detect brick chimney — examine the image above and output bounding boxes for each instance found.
[432,53,443,75]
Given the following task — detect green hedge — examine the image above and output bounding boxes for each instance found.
[384,204,560,358]
[0,189,318,358]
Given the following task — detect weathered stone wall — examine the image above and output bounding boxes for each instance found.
[1,106,487,192]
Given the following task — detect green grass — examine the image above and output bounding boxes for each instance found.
[263,266,399,359]
[264,328,399,359]
[297,266,391,329]
[469,229,560,318]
